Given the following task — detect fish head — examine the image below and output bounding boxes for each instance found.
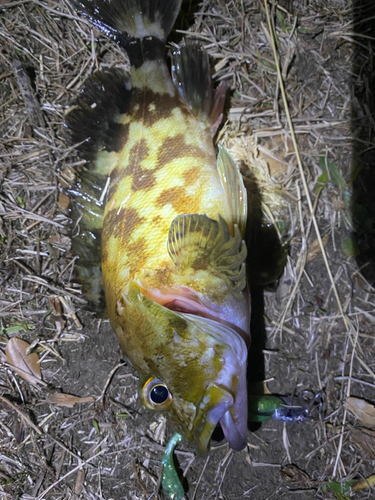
[117,282,248,455]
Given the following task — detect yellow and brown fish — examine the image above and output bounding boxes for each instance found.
[66,0,250,454]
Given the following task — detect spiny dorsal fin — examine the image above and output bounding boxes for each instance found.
[171,44,226,133]
[65,68,132,165]
[167,214,247,297]
[217,147,247,237]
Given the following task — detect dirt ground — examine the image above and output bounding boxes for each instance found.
[1,0,375,499]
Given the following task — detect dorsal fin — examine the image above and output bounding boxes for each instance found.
[65,68,132,314]
[217,147,247,237]
[171,44,226,133]
[66,68,132,165]
[167,214,247,297]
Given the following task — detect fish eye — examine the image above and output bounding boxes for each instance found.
[142,377,173,411]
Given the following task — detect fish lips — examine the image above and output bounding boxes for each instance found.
[193,382,247,455]
[219,403,248,451]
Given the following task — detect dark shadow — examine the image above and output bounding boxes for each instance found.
[247,283,265,432]
[351,1,375,286]
[244,175,288,430]
[168,0,202,44]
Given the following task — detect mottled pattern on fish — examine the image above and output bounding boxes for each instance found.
[100,60,234,317]
[67,0,250,454]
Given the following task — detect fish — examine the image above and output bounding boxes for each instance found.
[66,0,250,455]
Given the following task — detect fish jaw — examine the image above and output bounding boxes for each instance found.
[114,282,248,453]
[192,383,234,455]
[218,373,248,451]
[191,379,248,455]
[181,313,248,453]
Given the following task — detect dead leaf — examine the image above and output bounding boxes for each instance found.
[307,234,329,262]
[6,337,43,386]
[57,193,70,210]
[73,468,85,496]
[350,428,375,459]
[258,135,292,178]
[345,397,375,427]
[352,271,366,290]
[280,464,317,488]
[325,371,337,412]
[46,392,95,408]
[13,418,25,444]
[49,233,71,250]
[352,473,375,492]
[48,296,66,332]
[48,295,63,316]
[360,427,375,438]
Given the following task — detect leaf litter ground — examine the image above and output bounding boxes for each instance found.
[1,0,375,499]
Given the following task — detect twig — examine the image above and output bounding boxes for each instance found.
[96,362,126,402]
[12,60,45,127]
[0,394,43,435]
[36,448,106,500]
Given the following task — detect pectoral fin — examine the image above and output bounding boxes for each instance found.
[167,214,247,296]
[217,147,247,237]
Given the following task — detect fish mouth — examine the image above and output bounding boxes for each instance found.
[179,312,248,455]
[219,407,247,451]
[193,382,247,455]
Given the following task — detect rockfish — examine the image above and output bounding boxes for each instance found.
[66,0,250,454]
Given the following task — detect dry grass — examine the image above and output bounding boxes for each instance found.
[1,0,375,499]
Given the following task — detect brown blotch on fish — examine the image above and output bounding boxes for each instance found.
[156,134,210,169]
[108,166,123,200]
[183,167,200,186]
[152,215,162,225]
[155,266,174,287]
[156,186,194,213]
[128,238,149,275]
[130,89,189,127]
[132,168,156,191]
[157,134,187,168]
[128,138,150,166]
[103,207,145,243]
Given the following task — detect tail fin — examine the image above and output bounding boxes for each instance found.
[70,0,182,44]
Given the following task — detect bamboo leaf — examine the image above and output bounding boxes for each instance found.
[352,473,375,491]
[0,323,34,335]
[319,156,347,191]
[341,237,359,257]
[45,392,95,408]
[322,480,355,500]
[5,338,43,386]
[307,233,329,262]
[346,397,375,427]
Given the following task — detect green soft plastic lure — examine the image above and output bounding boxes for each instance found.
[162,433,184,500]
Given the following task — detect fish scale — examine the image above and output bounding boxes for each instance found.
[102,102,230,290]
[67,0,250,455]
